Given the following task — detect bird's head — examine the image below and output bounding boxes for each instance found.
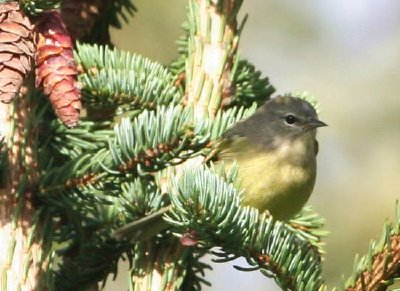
[262,96,327,139]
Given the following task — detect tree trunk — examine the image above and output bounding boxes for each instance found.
[0,90,48,290]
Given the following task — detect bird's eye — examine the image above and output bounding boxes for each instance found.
[285,114,296,125]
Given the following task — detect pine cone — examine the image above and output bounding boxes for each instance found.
[35,11,81,127]
[0,2,34,103]
[60,0,106,42]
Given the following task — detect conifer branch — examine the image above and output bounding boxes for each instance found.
[229,59,275,108]
[44,119,113,159]
[165,166,325,290]
[75,44,181,113]
[1,1,379,290]
[54,238,129,290]
[125,0,274,289]
[37,103,255,289]
[345,203,400,291]
[288,206,329,253]
[40,104,255,198]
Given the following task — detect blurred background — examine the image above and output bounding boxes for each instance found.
[106,0,400,289]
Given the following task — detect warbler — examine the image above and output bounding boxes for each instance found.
[217,95,326,220]
[114,95,326,240]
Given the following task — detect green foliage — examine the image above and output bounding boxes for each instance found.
[40,104,256,197]
[38,88,257,289]
[229,59,276,108]
[44,119,113,160]
[75,44,182,114]
[4,0,400,290]
[18,0,59,15]
[55,238,130,290]
[33,11,328,289]
[288,206,329,252]
[106,105,256,174]
[22,1,333,289]
[344,202,400,290]
[165,166,325,290]
[117,178,168,222]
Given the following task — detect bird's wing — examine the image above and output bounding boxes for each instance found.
[214,134,252,160]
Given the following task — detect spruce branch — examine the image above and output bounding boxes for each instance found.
[117,179,169,225]
[44,119,113,159]
[107,105,255,175]
[288,206,329,253]
[39,104,255,203]
[125,0,276,289]
[54,238,129,290]
[38,172,131,289]
[0,0,338,290]
[36,104,256,289]
[165,165,325,290]
[75,44,181,113]
[344,203,400,291]
[228,59,275,108]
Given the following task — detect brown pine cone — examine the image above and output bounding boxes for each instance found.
[0,2,34,103]
[35,11,81,127]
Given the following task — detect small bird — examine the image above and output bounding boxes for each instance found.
[114,95,327,240]
[217,95,326,220]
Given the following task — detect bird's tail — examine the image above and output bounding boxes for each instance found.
[113,206,171,242]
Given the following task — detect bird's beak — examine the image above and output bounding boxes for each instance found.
[304,118,328,130]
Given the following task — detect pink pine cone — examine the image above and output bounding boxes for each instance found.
[35,11,81,127]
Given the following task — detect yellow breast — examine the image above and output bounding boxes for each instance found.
[219,133,317,220]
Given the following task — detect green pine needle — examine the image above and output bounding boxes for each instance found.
[75,44,181,112]
[229,59,275,108]
[165,165,324,290]
[344,203,400,290]
[288,206,329,253]
[19,0,60,16]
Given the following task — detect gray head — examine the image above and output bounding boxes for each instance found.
[226,96,327,145]
[260,96,327,137]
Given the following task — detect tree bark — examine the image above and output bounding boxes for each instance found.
[0,90,48,290]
